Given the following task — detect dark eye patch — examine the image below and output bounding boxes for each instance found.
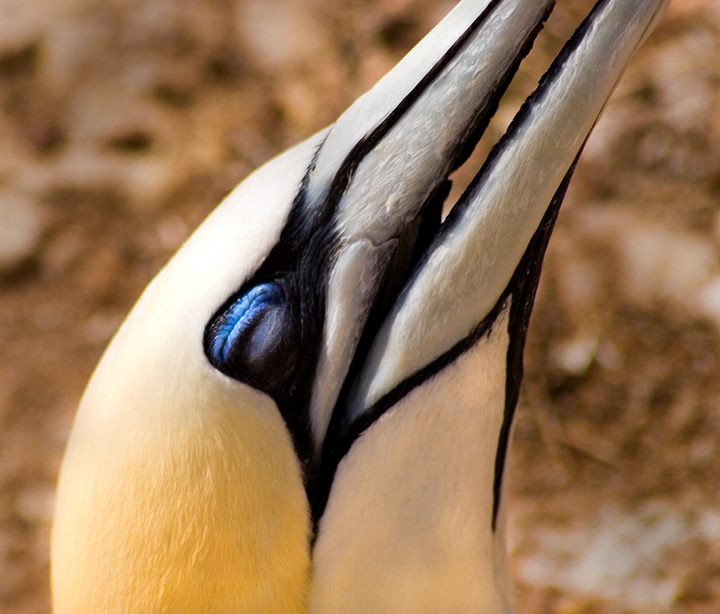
[207,282,300,395]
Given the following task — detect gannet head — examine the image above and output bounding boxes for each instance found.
[51,0,670,612]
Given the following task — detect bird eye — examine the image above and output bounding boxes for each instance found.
[206,282,299,395]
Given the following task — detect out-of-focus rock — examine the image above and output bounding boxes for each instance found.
[713,208,720,246]
[666,0,714,19]
[15,485,55,525]
[575,206,720,329]
[236,0,330,72]
[620,219,715,306]
[0,192,47,275]
[42,228,89,278]
[82,310,123,346]
[552,334,599,378]
[16,144,187,212]
[0,0,48,57]
[42,12,110,97]
[651,28,718,134]
[548,230,603,323]
[698,276,720,329]
[512,501,720,610]
[156,215,189,252]
[123,155,187,211]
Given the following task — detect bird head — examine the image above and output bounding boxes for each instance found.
[51,0,670,612]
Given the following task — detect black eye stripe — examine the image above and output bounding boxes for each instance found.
[203,175,333,471]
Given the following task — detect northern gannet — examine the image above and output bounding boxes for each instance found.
[51,0,670,612]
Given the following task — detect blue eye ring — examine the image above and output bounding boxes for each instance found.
[210,283,285,365]
[206,277,302,398]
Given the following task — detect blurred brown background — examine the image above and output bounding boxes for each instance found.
[1,0,719,612]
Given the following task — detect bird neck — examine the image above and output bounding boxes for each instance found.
[51,307,311,614]
[309,304,515,614]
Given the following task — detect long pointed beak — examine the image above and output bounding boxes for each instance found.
[205,0,668,515]
[303,0,669,517]
[341,0,670,423]
[307,0,556,451]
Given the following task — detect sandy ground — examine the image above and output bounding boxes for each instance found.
[1,0,719,612]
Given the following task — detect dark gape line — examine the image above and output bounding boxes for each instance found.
[491,155,581,530]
